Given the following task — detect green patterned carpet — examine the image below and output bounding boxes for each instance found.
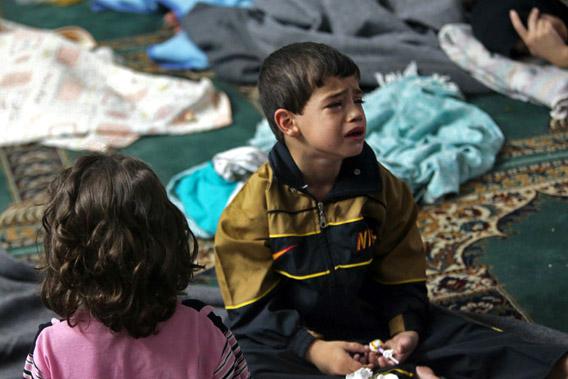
[1,0,567,333]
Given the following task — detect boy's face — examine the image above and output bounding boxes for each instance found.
[290,75,366,162]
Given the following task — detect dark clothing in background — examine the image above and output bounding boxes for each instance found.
[0,252,55,379]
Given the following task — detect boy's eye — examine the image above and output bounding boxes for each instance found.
[326,102,342,109]
[355,98,365,104]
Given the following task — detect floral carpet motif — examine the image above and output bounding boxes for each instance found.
[420,154,568,320]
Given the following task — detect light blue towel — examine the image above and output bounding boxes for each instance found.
[363,74,503,203]
[249,74,504,203]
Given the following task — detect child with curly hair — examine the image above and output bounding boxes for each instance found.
[23,154,249,379]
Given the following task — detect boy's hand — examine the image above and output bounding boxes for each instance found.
[510,8,568,67]
[375,331,419,368]
[305,339,370,375]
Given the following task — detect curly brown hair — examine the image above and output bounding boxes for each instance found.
[41,154,200,338]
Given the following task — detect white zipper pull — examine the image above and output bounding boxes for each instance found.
[317,202,327,229]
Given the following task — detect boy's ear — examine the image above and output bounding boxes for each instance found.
[274,108,300,137]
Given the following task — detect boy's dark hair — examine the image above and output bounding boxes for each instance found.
[41,154,201,338]
[258,42,360,141]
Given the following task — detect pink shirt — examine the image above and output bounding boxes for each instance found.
[23,301,249,379]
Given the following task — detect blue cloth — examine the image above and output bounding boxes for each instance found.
[159,0,253,18]
[249,75,503,203]
[167,162,239,238]
[90,0,158,13]
[147,0,253,70]
[147,32,209,70]
[91,0,252,17]
[92,0,253,70]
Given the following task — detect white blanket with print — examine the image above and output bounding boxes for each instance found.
[0,19,232,151]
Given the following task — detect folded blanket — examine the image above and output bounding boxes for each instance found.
[439,23,568,126]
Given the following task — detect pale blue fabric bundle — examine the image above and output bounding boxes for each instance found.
[363,74,503,203]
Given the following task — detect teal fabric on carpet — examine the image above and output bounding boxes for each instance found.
[168,162,239,238]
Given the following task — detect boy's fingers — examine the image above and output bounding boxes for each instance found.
[344,342,367,353]
[398,337,413,354]
[368,351,379,363]
[510,10,528,39]
[396,340,407,353]
[377,356,392,368]
[345,358,363,374]
[528,7,540,31]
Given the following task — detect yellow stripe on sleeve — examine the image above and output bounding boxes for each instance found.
[275,269,331,280]
[225,280,281,310]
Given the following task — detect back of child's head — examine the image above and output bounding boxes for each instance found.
[41,154,200,338]
[258,41,360,141]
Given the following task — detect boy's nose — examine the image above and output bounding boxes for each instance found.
[347,104,365,123]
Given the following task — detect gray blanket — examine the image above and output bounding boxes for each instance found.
[0,252,54,379]
[183,0,489,93]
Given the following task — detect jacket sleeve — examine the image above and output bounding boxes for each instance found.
[369,165,429,338]
[214,172,315,358]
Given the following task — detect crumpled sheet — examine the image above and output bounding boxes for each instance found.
[0,19,232,151]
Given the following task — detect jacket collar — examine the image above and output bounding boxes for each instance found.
[268,141,381,201]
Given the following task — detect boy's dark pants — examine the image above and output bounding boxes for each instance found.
[240,306,568,379]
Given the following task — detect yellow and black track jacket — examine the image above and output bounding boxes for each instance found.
[215,142,428,359]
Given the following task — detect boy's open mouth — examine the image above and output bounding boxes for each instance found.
[345,126,365,138]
